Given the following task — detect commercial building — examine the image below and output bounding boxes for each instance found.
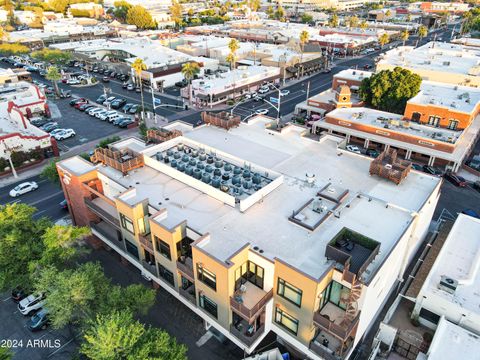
[69,2,105,18]
[57,116,441,360]
[277,0,382,10]
[190,66,281,106]
[0,82,55,161]
[0,68,32,84]
[377,42,480,87]
[51,37,219,90]
[407,2,470,14]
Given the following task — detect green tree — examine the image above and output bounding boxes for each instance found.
[266,5,274,19]
[0,347,13,360]
[274,6,285,21]
[35,263,155,329]
[48,0,69,13]
[400,29,409,46]
[181,62,200,104]
[0,203,89,291]
[247,0,260,12]
[359,67,422,114]
[299,30,309,77]
[328,13,339,27]
[348,15,359,28]
[46,66,62,97]
[131,58,147,117]
[170,0,184,29]
[360,20,368,31]
[41,159,60,183]
[32,48,72,66]
[417,25,428,46]
[81,311,187,360]
[113,0,132,22]
[126,5,156,29]
[0,43,29,56]
[378,32,389,48]
[301,13,313,24]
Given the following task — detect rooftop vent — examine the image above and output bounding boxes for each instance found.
[438,275,458,295]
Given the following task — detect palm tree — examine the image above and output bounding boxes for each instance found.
[46,66,61,97]
[400,30,409,46]
[227,39,240,69]
[378,33,390,49]
[360,20,368,32]
[348,16,359,28]
[131,58,147,117]
[385,9,391,18]
[181,62,200,105]
[225,53,236,70]
[329,13,338,28]
[417,25,428,47]
[299,30,309,78]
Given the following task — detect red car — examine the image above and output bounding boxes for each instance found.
[444,172,468,187]
[73,100,89,109]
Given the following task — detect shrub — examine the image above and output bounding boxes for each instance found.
[97,136,121,149]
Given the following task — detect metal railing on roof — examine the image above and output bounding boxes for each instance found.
[369,148,412,185]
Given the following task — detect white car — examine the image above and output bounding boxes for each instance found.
[52,128,75,140]
[49,128,64,137]
[346,144,361,154]
[88,107,102,116]
[9,181,38,197]
[258,87,269,94]
[106,113,121,123]
[280,90,290,97]
[103,96,116,106]
[255,109,269,115]
[66,79,80,85]
[95,109,109,119]
[18,294,45,316]
[99,110,117,121]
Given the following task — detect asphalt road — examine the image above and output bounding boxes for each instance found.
[0,175,66,221]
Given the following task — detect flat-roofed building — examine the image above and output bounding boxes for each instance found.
[57,116,441,360]
[377,42,480,87]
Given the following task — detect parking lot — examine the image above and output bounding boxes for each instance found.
[0,293,78,359]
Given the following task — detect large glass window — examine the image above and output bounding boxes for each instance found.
[155,237,171,260]
[234,261,264,290]
[275,307,299,335]
[447,119,459,130]
[159,264,174,286]
[320,281,350,311]
[427,115,440,127]
[120,214,135,234]
[125,239,138,259]
[277,278,302,307]
[197,265,217,291]
[199,294,218,318]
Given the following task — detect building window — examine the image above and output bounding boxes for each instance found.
[447,119,459,130]
[159,264,174,286]
[120,214,135,234]
[125,239,139,259]
[277,278,303,307]
[199,294,218,319]
[275,307,299,335]
[197,264,217,291]
[427,115,440,127]
[234,261,264,290]
[411,112,421,122]
[155,237,171,260]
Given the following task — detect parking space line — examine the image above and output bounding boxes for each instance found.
[47,337,74,358]
[3,297,10,301]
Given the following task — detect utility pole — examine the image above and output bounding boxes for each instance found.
[306,81,310,101]
[2,141,18,178]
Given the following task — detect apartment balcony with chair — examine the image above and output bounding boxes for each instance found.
[177,255,194,281]
[230,282,273,321]
[84,196,120,230]
[313,303,360,342]
[230,320,266,347]
[310,330,354,360]
[179,280,196,305]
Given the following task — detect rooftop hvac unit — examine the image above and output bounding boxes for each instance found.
[438,275,458,294]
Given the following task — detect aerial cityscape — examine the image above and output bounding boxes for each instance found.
[0,0,479,359]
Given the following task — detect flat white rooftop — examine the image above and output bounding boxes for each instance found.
[334,69,372,82]
[408,81,480,114]
[378,42,480,76]
[425,317,480,360]
[422,214,480,315]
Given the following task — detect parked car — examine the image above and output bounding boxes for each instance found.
[253,96,263,102]
[258,86,269,94]
[119,74,128,81]
[59,199,68,209]
[95,94,107,104]
[127,84,135,91]
[111,98,127,109]
[27,308,49,331]
[110,71,117,78]
[175,80,188,88]
[279,90,290,97]
[113,116,131,126]
[70,98,87,106]
[52,129,76,140]
[95,109,109,119]
[346,144,361,154]
[422,165,443,177]
[363,64,373,70]
[128,104,140,114]
[122,82,128,89]
[103,96,116,106]
[99,110,117,121]
[444,172,467,187]
[118,118,135,128]
[11,287,27,302]
[73,101,89,109]
[106,113,121,123]
[122,103,133,113]
[411,163,423,171]
[365,149,379,158]
[255,109,269,115]
[66,78,80,85]
[18,294,45,316]
[135,87,141,93]
[31,118,49,127]
[40,122,59,132]
[60,90,71,98]
[79,104,94,111]
[102,76,110,83]
[88,107,103,116]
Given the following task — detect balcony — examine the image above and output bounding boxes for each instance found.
[141,260,158,277]
[230,322,265,347]
[85,197,120,229]
[179,283,196,305]
[139,233,154,253]
[230,282,273,321]
[313,304,360,341]
[91,220,125,252]
[309,332,354,360]
[177,256,194,282]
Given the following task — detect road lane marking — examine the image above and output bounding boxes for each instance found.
[6,199,22,205]
[28,191,64,207]
[3,297,11,301]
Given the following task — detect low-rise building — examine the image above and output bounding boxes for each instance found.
[377,42,480,87]
[57,116,441,360]
[69,2,105,18]
[0,68,32,84]
[408,1,470,14]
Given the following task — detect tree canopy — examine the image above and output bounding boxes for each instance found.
[359,67,422,114]
[170,0,184,28]
[48,0,69,13]
[126,5,156,29]
[80,311,187,360]
[32,48,72,66]
[113,0,132,22]
[0,43,29,56]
